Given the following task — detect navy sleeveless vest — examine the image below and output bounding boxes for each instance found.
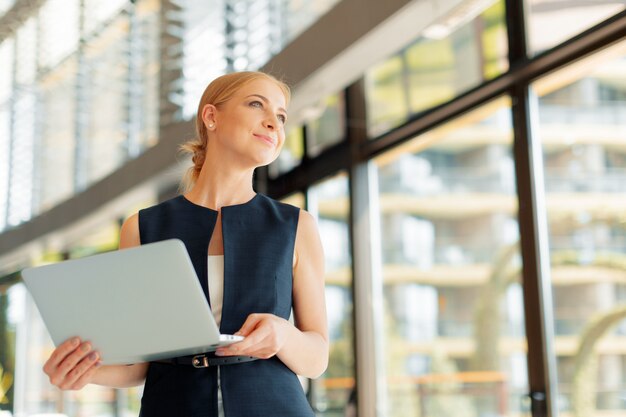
[137,193,314,417]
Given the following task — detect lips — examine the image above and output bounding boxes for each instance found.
[253,133,276,146]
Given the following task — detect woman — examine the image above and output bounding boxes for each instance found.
[42,71,329,416]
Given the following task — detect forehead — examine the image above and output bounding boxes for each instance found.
[235,79,287,108]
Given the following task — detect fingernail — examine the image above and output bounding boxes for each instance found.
[234,332,242,336]
[215,350,225,356]
[95,361,103,368]
[89,352,98,361]
[81,343,91,352]
[72,337,80,346]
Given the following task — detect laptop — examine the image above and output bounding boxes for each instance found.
[21,239,243,365]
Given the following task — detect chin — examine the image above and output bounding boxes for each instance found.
[249,155,278,169]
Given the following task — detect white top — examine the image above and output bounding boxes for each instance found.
[208,255,225,327]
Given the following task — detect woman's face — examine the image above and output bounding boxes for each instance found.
[204,78,288,168]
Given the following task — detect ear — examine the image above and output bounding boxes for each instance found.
[201,104,218,130]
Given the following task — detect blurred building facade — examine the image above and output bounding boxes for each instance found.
[0,1,626,416]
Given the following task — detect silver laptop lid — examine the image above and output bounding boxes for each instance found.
[22,239,238,365]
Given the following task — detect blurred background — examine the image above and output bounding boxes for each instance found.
[0,0,626,416]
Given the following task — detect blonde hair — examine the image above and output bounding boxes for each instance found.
[179,71,291,192]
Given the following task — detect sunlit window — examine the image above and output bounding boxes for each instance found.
[365,0,508,137]
[306,92,345,157]
[38,58,77,212]
[0,0,16,16]
[269,125,304,178]
[39,0,80,70]
[0,39,13,231]
[526,0,626,55]
[372,97,526,417]
[532,38,626,417]
[7,19,38,226]
[82,17,131,186]
[176,0,342,120]
[308,174,355,416]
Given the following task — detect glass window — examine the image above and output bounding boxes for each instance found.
[136,0,161,151]
[7,20,38,227]
[526,0,626,55]
[532,39,626,416]
[0,107,9,232]
[177,0,342,120]
[0,0,16,16]
[306,92,345,157]
[39,0,80,69]
[284,0,341,42]
[38,58,77,212]
[373,97,528,417]
[84,0,128,36]
[365,0,508,137]
[82,16,130,186]
[0,39,13,231]
[307,173,355,416]
[8,90,35,227]
[280,192,305,209]
[269,125,304,178]
[180,0,228,120]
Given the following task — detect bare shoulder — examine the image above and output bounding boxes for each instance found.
[119,213,140,249]
[294,209,324,270]
[297,209,318,233]
[295,209,322,245]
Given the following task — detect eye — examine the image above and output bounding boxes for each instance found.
[249,100,263,108]
[278,114,287,124]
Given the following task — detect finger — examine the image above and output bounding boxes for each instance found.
[61,351,100,389]
[70,361,101,390]
[55,342,93,379]
[221,329,272,357]
[236,314,265,337]
[44,337,81,374]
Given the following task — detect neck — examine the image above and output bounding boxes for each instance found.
[185,152,257,210]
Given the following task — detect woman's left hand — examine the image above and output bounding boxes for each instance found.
[215,313,290,359]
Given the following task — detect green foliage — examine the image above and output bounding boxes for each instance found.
[0,291,15,410]
[571,305,626,417]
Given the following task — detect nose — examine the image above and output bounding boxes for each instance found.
[263,113,278,130]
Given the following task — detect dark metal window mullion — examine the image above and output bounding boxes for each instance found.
[346,78,385,417]
[506,0,558,416]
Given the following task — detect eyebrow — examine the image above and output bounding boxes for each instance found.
[245,94,287,115]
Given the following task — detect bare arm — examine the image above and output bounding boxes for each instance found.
[43,213,149,390]
[216,209,329,378]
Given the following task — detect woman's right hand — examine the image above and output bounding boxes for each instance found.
[43,337,101,390]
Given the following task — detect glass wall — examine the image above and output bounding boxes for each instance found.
[525,0,626,55]
[365,0,508,137]
[178,0,342,119]
[0,38,13,230]
[269,89,346,178]
[38,58,77,212]
[532,39,626,417]
[9,18,37,226]
[0,0,15,16]
[308,174,355,417]
[82,17,130,186]
[306,92,345,157]
[373,97,528,417]
[269,125,304,178]
[0,0,160,231]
